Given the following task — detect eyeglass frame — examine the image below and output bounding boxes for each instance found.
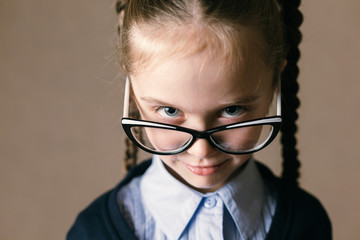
[121,76,282,155]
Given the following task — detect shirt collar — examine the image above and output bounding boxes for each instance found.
[141,155,202,240]
[217,158,266,239]
[140,155,266,239]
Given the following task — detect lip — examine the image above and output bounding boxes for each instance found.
[182,161,226,176]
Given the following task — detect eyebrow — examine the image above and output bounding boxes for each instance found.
[140,94,261,107]
[219,95,261,106]
[140,97,178,107]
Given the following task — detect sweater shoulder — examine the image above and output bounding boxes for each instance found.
[67,160,152,240]
[285,184,332,239]
[67,191,114,239]
[255,161,332,240]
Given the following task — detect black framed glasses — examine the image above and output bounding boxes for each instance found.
[121,76,282,155]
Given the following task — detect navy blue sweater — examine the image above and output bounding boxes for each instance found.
[67,160,332,239]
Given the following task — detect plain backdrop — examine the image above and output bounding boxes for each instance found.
[1,0,359,239]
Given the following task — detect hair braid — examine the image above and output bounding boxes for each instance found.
[278,0,303,185]
[116,0,139,172]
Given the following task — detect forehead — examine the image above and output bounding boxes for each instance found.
[134,52,270,88]
[130,50,274,115]
[127,21,268,76]
[128,22,274,111]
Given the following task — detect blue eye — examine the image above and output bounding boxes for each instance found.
[222,106,246,117]
[158,107,180,118]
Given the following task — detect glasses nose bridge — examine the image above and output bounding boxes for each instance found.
[186,129,218,154]
[191,129,213,141]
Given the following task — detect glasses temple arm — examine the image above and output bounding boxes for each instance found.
[123,76,130,118]
[277,89,281,116]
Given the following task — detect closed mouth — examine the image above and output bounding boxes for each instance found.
[182,161,226,176]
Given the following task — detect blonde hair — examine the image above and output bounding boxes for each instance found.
[119,0,285,81]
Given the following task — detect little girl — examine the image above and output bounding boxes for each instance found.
[68,0,331,239]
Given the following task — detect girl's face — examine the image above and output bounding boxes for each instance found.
[130,51,274,193]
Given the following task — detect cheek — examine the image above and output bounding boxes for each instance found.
[159,155,188,180]
[159,155,177,167]
[233,154,252,165]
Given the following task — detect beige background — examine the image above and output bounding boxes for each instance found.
[1,0,359,239]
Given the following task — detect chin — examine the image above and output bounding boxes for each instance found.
[185,177,225,193]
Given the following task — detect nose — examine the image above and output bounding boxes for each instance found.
[186,138,217,159]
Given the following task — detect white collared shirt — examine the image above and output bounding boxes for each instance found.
[117,155,276,239]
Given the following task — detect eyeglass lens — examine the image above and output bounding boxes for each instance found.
[130,124,274,154]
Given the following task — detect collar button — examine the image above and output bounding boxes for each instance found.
[204,197,217,209]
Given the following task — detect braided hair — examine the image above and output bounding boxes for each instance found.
[116,0,139,172]
[277,0,303,186]
[116,0,302,185]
